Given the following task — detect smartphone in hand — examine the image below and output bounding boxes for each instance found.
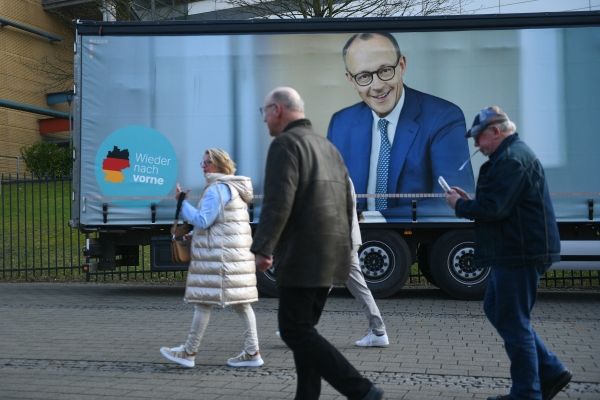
[438,176,451,193]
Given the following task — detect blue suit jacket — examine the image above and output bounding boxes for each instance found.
[327,86,475,220]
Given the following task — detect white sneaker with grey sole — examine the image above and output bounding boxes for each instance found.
[160,345,195,367]
[355,331,389,347]
[227,350,264,367]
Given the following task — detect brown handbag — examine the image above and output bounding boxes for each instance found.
[171,192,192,264]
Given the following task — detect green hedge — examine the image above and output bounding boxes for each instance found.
[20,142,72,179]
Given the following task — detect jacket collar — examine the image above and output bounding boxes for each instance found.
[490,132,519,162]
[282,118,312,133]
[204,172,226,185]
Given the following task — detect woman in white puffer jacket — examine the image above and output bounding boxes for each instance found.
[160,148,263,368]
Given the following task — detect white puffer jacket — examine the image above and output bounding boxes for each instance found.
[184,173,258,307]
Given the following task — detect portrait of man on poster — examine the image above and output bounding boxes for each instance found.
[327,32,475,219]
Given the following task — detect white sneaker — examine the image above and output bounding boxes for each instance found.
[276,331,281,339]
[227,350,264,367]
[160,345,195,367]
[355,331,389,347]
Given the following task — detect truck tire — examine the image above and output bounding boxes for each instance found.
[358,229,411,298]
[256,267,279,297]
[429,230,490,300]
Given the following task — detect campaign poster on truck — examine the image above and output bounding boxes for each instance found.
[76,21,599,226]
[74,15,600,299]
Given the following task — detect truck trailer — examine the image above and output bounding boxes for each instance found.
[72,11,600,300]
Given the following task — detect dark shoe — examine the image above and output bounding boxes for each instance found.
[362,384,383,400]
[542,369,573,400]
[487,396,513,400]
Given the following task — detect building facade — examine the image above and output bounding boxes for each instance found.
[0,0,76,175]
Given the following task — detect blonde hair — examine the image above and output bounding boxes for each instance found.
[205,148,236,175]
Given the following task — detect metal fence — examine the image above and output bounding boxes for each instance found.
[1,174,598,288]
[1,174,83,279]
[0,174,186,282]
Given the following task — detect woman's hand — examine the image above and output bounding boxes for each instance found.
[175,183,190,200]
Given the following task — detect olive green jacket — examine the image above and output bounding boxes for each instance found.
[251,119,353,288]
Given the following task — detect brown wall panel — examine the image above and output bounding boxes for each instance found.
[8,109,41,131]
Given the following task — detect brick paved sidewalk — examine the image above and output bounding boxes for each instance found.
[0,283,598,399]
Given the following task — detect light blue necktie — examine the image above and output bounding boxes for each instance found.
[376,119,390,211]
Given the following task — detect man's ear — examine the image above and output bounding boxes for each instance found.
[491,125,501,138]
[345,72,355,85]
[397,55,407,77]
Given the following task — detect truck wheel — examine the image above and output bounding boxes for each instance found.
[429,230,489,300]
[359,229,411,298]
[256,267,279,297]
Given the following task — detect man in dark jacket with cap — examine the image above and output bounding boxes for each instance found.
[252,87,383,400]
[445,106,572,400]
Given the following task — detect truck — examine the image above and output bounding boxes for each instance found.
[71,11,600,300]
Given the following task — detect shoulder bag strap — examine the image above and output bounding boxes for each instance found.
[172,192,186,239]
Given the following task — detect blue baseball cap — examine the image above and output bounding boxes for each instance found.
[465,107,509,138]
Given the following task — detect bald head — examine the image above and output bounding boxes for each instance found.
[263,87,306,137]
[268,87,305,113]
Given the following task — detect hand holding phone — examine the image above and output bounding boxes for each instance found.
[438,176,451,193]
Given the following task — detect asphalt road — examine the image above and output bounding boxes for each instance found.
[0,282,598,399]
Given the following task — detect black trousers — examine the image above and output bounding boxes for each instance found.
[278,286,372,400]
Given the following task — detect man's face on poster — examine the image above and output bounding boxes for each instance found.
[345,34,406,118]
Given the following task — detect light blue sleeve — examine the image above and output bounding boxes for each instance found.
[180,183,232,229]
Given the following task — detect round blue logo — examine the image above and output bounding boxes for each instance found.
[95,126,178,208]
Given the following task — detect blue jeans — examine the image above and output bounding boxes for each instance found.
[484,264,566,400]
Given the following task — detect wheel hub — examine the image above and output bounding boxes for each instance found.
[359,245,390,278]
[449,246,486,282]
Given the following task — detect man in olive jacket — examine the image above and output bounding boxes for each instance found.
[252,87,383,400]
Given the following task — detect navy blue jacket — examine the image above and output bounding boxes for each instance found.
[455,134,560,268]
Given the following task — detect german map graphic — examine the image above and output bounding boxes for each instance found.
[102,146,130,183]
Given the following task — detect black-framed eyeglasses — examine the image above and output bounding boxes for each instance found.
[348,57,401,86]
[259,103,277,117]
